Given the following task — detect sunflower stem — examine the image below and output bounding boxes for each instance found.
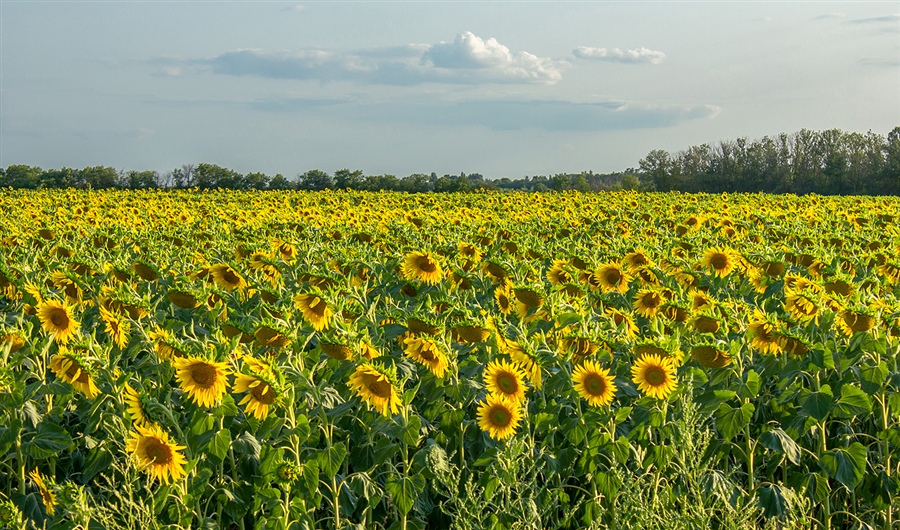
[15,426,25,495]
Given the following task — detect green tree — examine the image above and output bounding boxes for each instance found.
[334,169,365,190]
[1,164,43,188]
[297,169,333,191]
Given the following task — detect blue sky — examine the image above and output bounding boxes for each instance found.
[1,1,898,180]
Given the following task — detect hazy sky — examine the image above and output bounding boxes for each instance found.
[1,1,898,180]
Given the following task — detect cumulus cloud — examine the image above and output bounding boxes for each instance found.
[186,32,565,85]
[573,46,666,65]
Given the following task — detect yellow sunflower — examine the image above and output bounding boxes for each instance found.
[401,251,443,285]
[126,423,188,485]
[691,346,732,368]
[477,394,523,441]
[36,299,80,344]
[606,308,638,340]
[348,364,402,417]
[29,469,56,516]
[748,317,781,355]
[494,285,514,315]
[633,289,666,318]
[173,357,231,408]
[483,359,527,403]
[785,293,819,323]
[49,351,100,398]
[124,383,149,425]
[210,264,247,291]
[546,260,573,286]
[506,341,542,390]
[403,335,449,378]
[293,293,332,331]
[593,262,632,294]
[99,306,130,349]
[631,353,677,400]
[701,247,737,277]
[836,310,876,336]
[572,360,617,407]
[624,250,654,273]
[234,372,278,420]
[147,327,183,362]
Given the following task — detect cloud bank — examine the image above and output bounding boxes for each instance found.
[573,46,666,64]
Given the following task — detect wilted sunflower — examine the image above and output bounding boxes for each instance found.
[572,360,617,407]
[234,372,278,420]
[836,310,876,336]
[29,469,56,516]
[633,289,666,318]
[701,247,737,277]
[348,364,402,416]
[483,359,527,403]
[631,353,677,400]
[401,251,443,285]
[403,335,449,378]
[477,394,523,441]
[49,351,100,398]
[124,383,149,425]
[593,262,632,294]
[36,299,79,344]
[293,293,332,331]
[173,357,230,407]
[126,423,187,485]
[210,264,247,291]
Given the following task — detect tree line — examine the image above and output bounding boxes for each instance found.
[2,127,898,194]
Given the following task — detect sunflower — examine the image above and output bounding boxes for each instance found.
[359,340,382,360]
[0,332,25,353]
[631,354,677,400]
[29,469,56,516]
[477,394,523,441]
[633,289,666,318]
[691,346,732,368]
[36,299,80,344]
[836,310,876,336]
[483,359,527,403]
[774,333,809,356]
[124,383,149,425]
[624,250,654,273]
[572,360,617,407]
[546,260,573,286]
[234,372,279,420]
[293,293,332,331]
[401,251,443,285]
[49,351,100,398]
[173,357,230,408]
[210,264,247,291]
[147,327,183,362]
[701,247,737,277]
[691,314,721,334]
[506,341,542,390]
[348,364,402,417]
[99,306,130,349]
[494,285,514,314]
[320,342,355,361]
[403,335,449,378]
[785,293,819,323]
[606,308,638,340]
[126,423,188,485]
[458,241,483,263]
[513,288,544,319]
[748,317,781,355]
[593,262,632,294]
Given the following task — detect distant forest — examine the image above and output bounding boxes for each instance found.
[2,127,898,195]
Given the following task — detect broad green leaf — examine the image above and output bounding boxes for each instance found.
[715,402,754,440]
[740,370,761,400]
[24,420,72,459]
[832,385,872,419]
[758,428,801,465]
[385,473,425,515]
[801,385,833,421]
[820,442,867,489]
[400,414,422,446]
[209,428,231,460]
[318,442,346,479]
[758,484,787,517]
[81,445,114,483]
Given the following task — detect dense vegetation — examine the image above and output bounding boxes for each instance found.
[2,127,897,195]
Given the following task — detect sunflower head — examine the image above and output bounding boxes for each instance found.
[573,360,617,407]
[633,289,666,318]
[210,264,247,291]
[691,345,732,369]
[0,498,22,527]
[124,383,150,425]
[126,423,188,485]
[701,247,737,277]
[477,394,523,441]
[403,336,449,378]
[49,350,100,398]
[234,372,279,420]
[348,364,402,416]
[37,299,80,344]
[631,353,677,400]
[173,356,231,408]
[483,359,527,403]
[29,469,56,516]
[401,251,443,285]
[293,293,333,332]
[593,262,632,294]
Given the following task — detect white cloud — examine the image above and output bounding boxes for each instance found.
[191,32,565,85]
[573,46,666,65]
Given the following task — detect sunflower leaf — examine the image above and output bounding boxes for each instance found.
[820,442,867,490]
[832,385,872,419]
[759,428,801,465]
[209,428,231,461]
[318,442,347,479]
[714,402,753,441]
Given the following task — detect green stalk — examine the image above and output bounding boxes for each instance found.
[15,427,25,495]
[744,422,755,491]
[878,394,892,529]
[400,405,409,530]
[819,420,831,530]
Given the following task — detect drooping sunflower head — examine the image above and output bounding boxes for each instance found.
[593,262,632,294]
[173,356,231,408]
[747,311,782,355]
[29,469,56,516]
[774,333,809,356]
[125,423,187,485]
[494,285,514,314]
[49,350,100,399]
[836,310,876,336]
[513,287,544,319]
[506,341,542,390]
[483,359,527,403]
[691,314,721,334]
[477,393,523,441]
[624,250,654,273]
[701,247,736,277]
[690,345,732,369]
[401,251,443,285]
[147,327,184,362]
[37,299,80,344]
[320,341,355,361]
[293,293,333,331]
[234,372,279,420]
[99,305,130,350]
[546,260,573,286]
[403,335,449,378]
[573,360,617,407]
[124,383,150,425]
[633,289,666,318]
[209,264,247,292]
[606,308,638,340]
[348,364,402,417]
[631,353,677,400]
[785,293,819,322]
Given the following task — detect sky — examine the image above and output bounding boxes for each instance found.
[1,1,898,180]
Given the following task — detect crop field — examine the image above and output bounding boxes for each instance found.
[0,189,898,529]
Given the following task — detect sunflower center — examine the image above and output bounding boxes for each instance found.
[250,381,277,405]
[418,346,437,362]
[583,374,607,396]
[497,373,518,394]
[49,308,69,329]
[306,297,327,318]
[605,270,621,285]
[64,360,91,383]
[143,438,173,465]
[415,256,437,273]
[645,366,667,386]
[190,363,217,387]
[642,293,662,308]
[490,406,511,427]
[222,268,240,286]
[367,379,393,399]
[710,254,728,270]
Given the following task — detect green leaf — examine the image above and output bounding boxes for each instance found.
[758,484,787,517]
[758,428,801,465]
[385,473,424,515]
[740,370,761,400]
[820,442,867,490]
[859,362,888,394]
[594,471,621,497]
[24,420,73,459]
[318,442,346,479]
[714,402,753,440]
[400,414,422,446]
[801,385,833,421]
[81,445,114,483]
[0,418,21,455]
[804,472,830,504]
[209,428,231,460]
[532,412,555,432]
[832,385,871,419]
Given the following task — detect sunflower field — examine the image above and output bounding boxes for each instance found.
[0,188,898,530]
